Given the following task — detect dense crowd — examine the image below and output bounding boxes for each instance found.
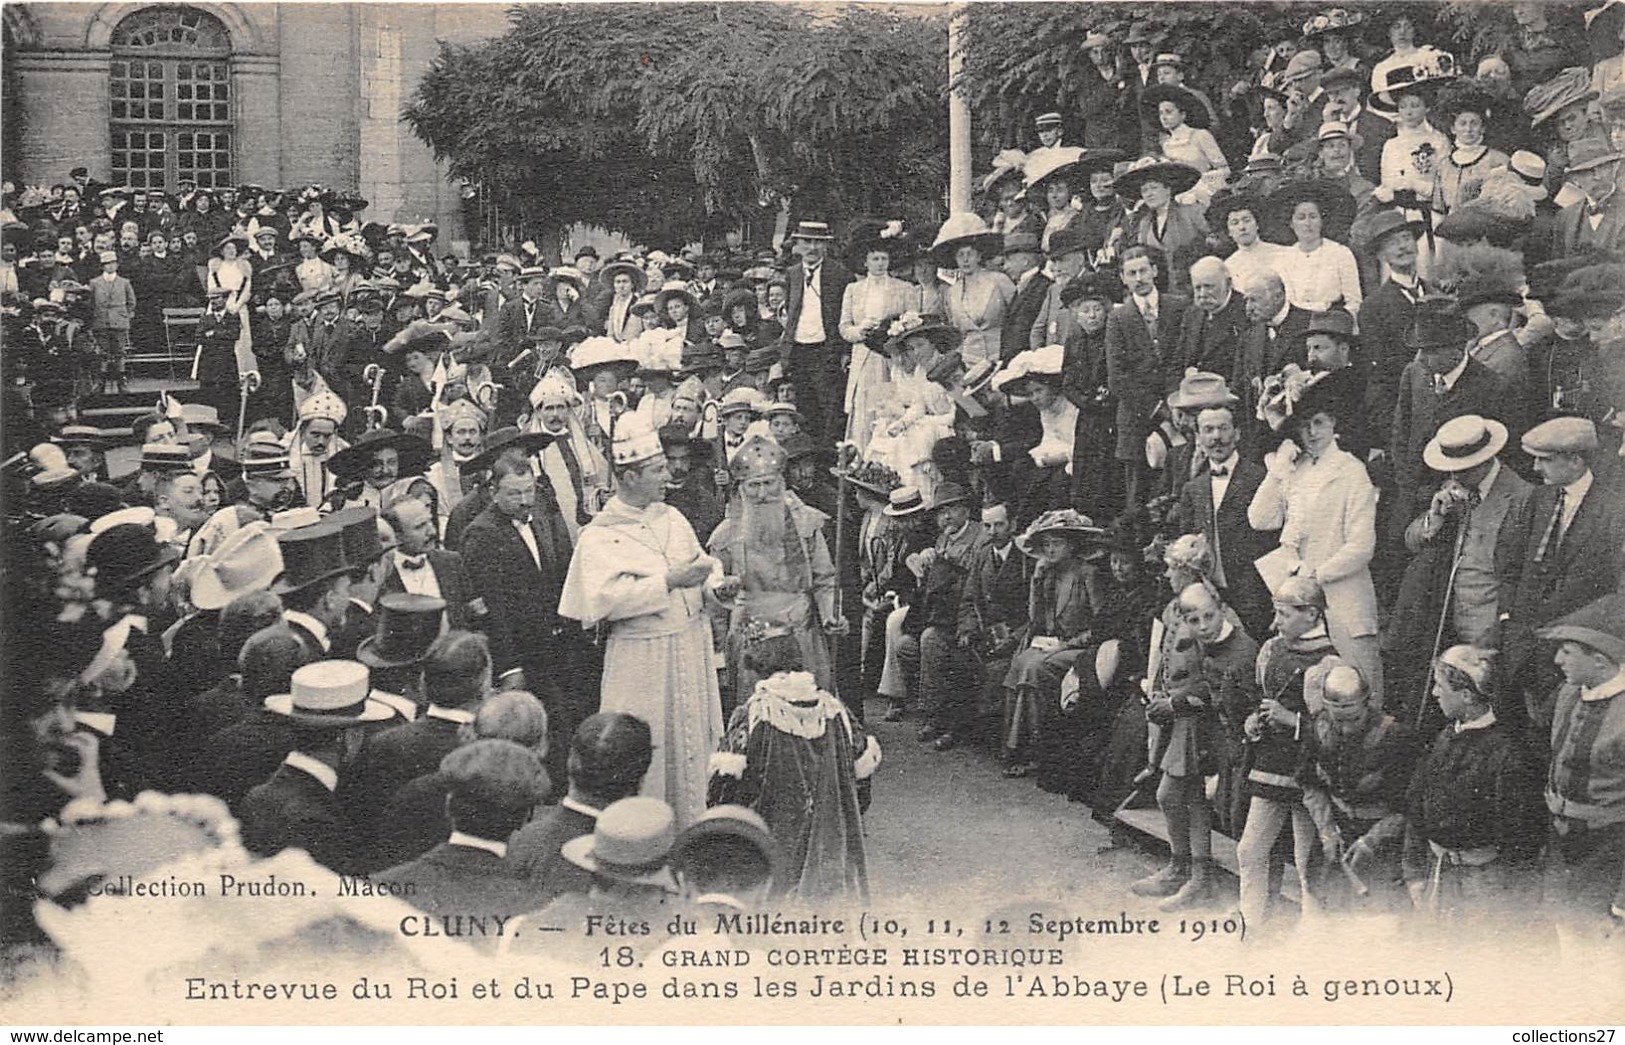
[3,2,1625,976]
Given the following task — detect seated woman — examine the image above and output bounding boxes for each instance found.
[864,313,959,503]
[1430,82,1511,215]
[1001,509,1106,778]
[1143,83,1231,205]
[991,344,1078,524]
[1044,527,1162,803]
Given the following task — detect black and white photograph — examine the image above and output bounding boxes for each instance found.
[0,0,1623,1027]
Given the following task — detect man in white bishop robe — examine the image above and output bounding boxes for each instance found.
[558,414,729,825]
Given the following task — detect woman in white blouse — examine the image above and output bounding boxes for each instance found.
[207,234,254,314]
[838,224,915,455]
[293,234,334,293]
[600,260,646,343]
[1272,181,1362,317]
[1247,377,1384,705]
[864,314,958,501]
[927,213,1015,368]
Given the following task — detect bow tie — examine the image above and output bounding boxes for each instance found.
[1586,198,1611,218]
[1210,466,1229,478]
[398,555,427,571]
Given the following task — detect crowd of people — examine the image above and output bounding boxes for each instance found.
[4,2,1625,976]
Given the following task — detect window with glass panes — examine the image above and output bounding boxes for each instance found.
[109,7,233,190]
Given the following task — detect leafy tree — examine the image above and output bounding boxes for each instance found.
[403,3,947,251]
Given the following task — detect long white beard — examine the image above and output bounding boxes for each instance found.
[740,496,787,554]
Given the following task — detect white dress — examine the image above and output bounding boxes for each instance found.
[839,274,913,455]
[863,359,955,502]
[1278,239,1363,316]
[558,496,725,826]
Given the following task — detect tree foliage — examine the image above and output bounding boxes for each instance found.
[403,3,947,249]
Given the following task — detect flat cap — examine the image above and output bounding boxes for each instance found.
[1520,416,1598,457]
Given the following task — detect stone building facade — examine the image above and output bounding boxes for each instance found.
[3,2,509,243]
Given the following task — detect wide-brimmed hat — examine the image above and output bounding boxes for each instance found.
[1293,364,1366,424]
[882,485,929,517]
[1015,508,1105,557]
[1524,66,1598,126]
[1270,177,1357,239]
[1537,593,1625,664]
[327,428,434,481]
[190,521,284,611]
[1289,308,1362,349]
[1207,190,1271,233]
[1114,158,1202,200]
[981,150,1030,195]
[271,521,350,595]
[829,460,901,497]
[1059,269,1125,307]
[1302,7,1366,38]
[1124,21,1163,45]
[1022,147,1087,194]
[1140,84,1213,129]
[1166,369,1239,410]
[1373,47,1458,105]
[653,280,698,318]
[465,425,555,473]
[264,659,395,726]
[926,213,1003,267]
[570,335,640,380]
[1351,207,1430,251]
[1547,263,1625,319]
[1278,49,1324,88]
[600,260,646,293]
[562,795,678,890]
[993,343,1065,392]
[1454,271,1525,311]
[213,233,250,257]
[548,265,588,295]
[357,592,446,669]
[882,312,962,356]
[1423,414,1508,473]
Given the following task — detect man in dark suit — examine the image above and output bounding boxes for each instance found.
[1026,224,1093,352]
[999,230,1049,361]
[1495,418,1625,730]
[1548,138,1625,260]
[1105,245,1189,510]
[508,712,654,902]
[779,221,852,444]
[238,660,396,874]
[1317,68,1393,184]
[1173,401,1276,638]
[956,502,1031,720]
[460,450,587,792]
[1177,256,1249,378]
[374,739,549,922]
[1234,271,1314,448]
[379,496,481,630]
[1356,210,1430,420]
[272,520,360,662]
[340,629,492,859]
[496,267,556,361]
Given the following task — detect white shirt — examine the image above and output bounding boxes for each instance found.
[794,264,827,344]
[1133,289,1160,324]
[426,703,475,725]
[1558,469,1594,535]
[560,795,602,819]
[392,548,443,599]
[448,830,508,858]
[283,751,338,792]
[1453,709,1498,734]
[75,710,116,737]
[1208,450,1239,509]
[513,516,542,568]
[282,610,331,653]
[1580,667,1625,704]
[1476,458,1503,499]
[1224,243,1285,297]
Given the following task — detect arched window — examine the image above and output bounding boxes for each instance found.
[109,6,233,190]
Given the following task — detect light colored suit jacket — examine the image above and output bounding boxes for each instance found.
[91,273,137,330]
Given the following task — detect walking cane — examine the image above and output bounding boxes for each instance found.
[362,363,386,428]
[1416,512,1472,730]
[236,370,261,445]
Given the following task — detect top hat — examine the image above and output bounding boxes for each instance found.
[1423,414,1508,473]
[562,795,678,889]
[327,505,385,568]
[86,522,181,595]
[190,521,284,611]
[271,522,351,595]
[264,659,395,726]
[357,592,447,669]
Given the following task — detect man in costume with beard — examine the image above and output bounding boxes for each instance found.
[708,436,848,716]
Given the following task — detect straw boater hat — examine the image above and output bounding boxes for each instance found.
[716,387,762,419]
[882,485,929,517]
[791,220,835,242]
[1114,157,1202,199]
[1423,414,1508,473]
[1015,508,1106,557]
[264,659,395,726]
[926,213,1003,267]
[562,795,678,889]
[190,521,284,611]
